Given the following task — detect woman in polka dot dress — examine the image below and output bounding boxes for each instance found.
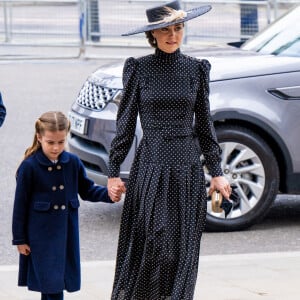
[107,1,232,299]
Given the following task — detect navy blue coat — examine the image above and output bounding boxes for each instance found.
[0,92,6,127]
[12,148,112,293]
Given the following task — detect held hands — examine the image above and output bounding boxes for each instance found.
[107,177,126,202]
[208,176,232,200]
[17,244,31,256]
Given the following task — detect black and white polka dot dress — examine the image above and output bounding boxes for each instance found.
[109,48,223,300]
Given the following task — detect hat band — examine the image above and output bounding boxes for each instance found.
[148,8,187,26]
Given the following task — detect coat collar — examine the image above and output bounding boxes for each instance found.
[35,148,70,166]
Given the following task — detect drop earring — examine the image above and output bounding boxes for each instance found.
[153,38,156,45]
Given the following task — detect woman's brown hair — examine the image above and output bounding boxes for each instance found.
[145,31,158,48]
[23,111,70,160]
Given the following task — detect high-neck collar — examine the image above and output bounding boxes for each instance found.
[155,48,181,62]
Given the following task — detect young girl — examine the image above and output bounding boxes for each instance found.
[12,111,123,300]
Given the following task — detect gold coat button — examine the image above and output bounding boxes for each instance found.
[59,185,64,190]
[52,186,57,191]
[48,167,53,171]
[57,165,62,170]
[53,205,59,210]
[61,205,66,210]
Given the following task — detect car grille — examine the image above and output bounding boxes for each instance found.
[76,79,118,111]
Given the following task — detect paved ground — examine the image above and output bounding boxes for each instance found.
[1,251,300,300]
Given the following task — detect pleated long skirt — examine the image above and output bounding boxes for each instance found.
[111,133,207,300]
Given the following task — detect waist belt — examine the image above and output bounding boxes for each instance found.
[143,127,193,138]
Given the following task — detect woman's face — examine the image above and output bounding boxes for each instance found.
[151,23,184,53]
[37,130,67,161]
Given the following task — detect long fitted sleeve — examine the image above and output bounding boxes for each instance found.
[108,57,139,177]
[77,157,111,203]
[194,59,223,177]
[12,161,33,245]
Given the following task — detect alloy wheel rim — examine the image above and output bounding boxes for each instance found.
[206,142,266,219]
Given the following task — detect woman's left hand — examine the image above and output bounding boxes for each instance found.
[209,176,232,199]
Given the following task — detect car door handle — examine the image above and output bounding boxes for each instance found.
[268,86,300,100]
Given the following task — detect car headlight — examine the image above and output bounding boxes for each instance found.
[112,90,123,106]
[76,79,120,111]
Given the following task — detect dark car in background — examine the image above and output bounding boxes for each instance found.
[68,6,300,231]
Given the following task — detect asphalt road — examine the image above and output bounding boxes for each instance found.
[1,56,300,266]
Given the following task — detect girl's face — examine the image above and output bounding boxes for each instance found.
[151,23,184,53]
[37,130,67,161]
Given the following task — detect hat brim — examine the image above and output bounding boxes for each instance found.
[122,5,212,36]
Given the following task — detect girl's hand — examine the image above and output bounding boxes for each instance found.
[209,176,232,199]
[107,177,126,202]
[17,244,31,256]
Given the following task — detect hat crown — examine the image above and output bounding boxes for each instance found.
[146,0,181,23]
[122,1,211,36]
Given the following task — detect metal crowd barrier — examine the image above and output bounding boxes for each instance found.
[0,0,297,59]
[83,0,296,47]
[0,0,83,58]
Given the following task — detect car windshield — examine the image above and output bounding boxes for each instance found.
[241,5,300,57]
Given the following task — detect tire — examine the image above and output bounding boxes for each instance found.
[205,125,279,231]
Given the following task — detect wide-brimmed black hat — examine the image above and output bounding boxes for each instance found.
[122,0,212,36]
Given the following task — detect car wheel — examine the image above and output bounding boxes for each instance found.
[205,125,279,231]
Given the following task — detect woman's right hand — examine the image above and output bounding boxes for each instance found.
[107,177,126,202]
[17,244,31,256]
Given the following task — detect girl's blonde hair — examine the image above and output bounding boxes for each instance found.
[24,111,70,160]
